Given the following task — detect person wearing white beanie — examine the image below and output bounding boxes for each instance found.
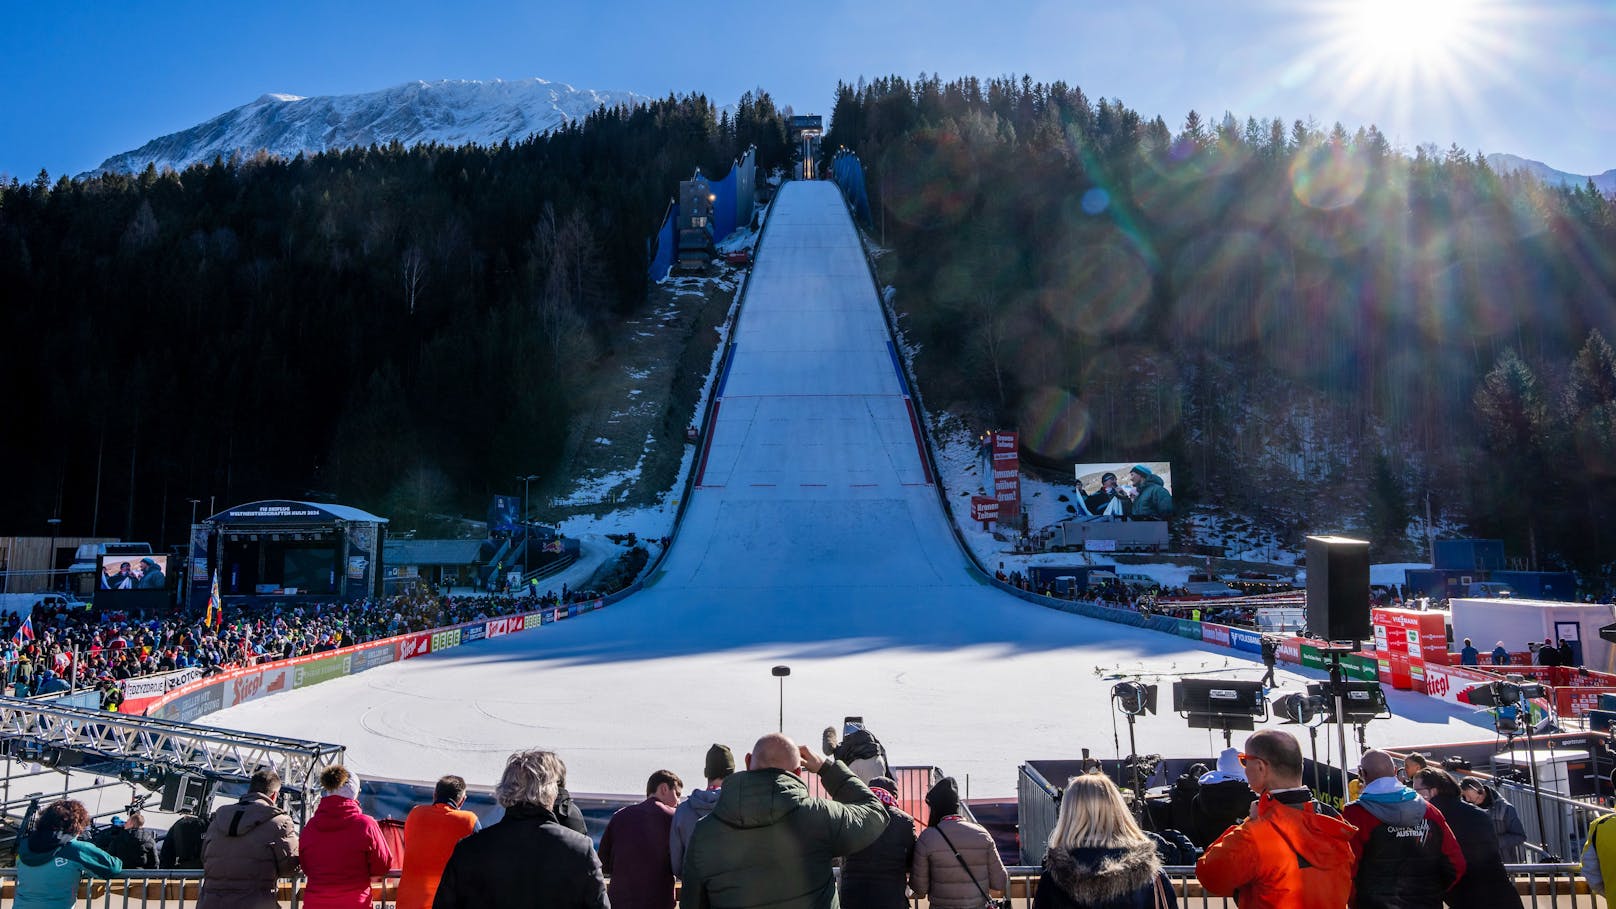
[299,766,394,909]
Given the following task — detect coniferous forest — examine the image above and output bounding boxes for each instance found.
[823,75,1616,574]
[3,75,1615,575]
[0,92,790,540]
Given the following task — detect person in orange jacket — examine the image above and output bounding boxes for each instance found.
[395,775,479,909]
[1196,730,1359,909]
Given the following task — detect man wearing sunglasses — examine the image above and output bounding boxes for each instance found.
[1197,730,1357,908]
[1342,750,1466,908]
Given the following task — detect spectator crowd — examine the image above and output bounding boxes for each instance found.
[7,724,1565,909]
[0,586,581,708]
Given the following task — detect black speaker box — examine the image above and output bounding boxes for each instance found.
[1306,535,1371,642]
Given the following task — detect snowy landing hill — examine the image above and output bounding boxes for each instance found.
[89,78,645,176]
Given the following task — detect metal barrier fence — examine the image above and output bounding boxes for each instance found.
[1500,777,1613,863]
[0,864,1593,908]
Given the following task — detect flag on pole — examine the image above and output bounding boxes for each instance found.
[206,569,222,629]
[12,617,35,645]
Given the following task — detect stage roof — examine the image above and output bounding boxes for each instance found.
[205,500,389,525]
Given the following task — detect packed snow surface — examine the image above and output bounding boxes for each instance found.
[209,182,1492,797]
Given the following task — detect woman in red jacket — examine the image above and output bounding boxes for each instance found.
[299,766,393,909]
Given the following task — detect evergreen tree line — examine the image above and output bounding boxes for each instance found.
[0,90,791,543]
[823,74,1616,573]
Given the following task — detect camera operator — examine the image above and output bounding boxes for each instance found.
[103,811,159,869]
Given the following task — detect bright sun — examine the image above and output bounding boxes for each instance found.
[1349,0,1472,66]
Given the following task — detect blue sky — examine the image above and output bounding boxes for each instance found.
[1,0,1612,180]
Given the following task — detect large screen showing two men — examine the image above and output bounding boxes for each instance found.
[1072,462,1174,519]
[98,555,169,609]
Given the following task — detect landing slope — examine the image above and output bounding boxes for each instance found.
[208,182,1489,795]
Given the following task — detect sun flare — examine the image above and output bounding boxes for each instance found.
[1348,0,1473,67]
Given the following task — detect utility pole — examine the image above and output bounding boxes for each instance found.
[517,475,539,581]
[45,518,62,593]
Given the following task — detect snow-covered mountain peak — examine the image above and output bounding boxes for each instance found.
[90,77,646,176]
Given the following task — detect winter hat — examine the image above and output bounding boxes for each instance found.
[1198,748,1249,785]
[1130,464,1154,479]
[704,743,735,781]
[868,776,899,795]
[321,765,361,802]
[925,776,961,820]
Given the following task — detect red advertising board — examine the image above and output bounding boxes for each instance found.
[1202,624,1232,648]
[991,431,1020,515]
[1372,609,1450,665]
[1276,637,1304,664]
[397,633,433,660]
[970,496,999,523]
[1423,662,1497,706]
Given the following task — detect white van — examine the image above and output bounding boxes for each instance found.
[0,592,84,615]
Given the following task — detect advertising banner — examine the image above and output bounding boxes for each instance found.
[234,665,291,707]
[523,613,542,630]
[165,685,224,723]
[120,668,203,702]
[431,628,463,651]
[294,655,351,689]
[970,496,998,523]
[991,431,1021,515]
[350,644,396,673]
[1557,687,1616,717]
[1276,637,1303,665]
[1423,663,1498,707]
[397,633,432,660]
[1229,628,1264,654]
[1174,619,1202,640]
[1342,653,1378,681]
[1300,644,1325,670]
[486,618,512,639]
[464,624,487,643]
[1202,625,1231,648]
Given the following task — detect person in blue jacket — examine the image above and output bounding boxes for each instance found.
[15,799,123,909]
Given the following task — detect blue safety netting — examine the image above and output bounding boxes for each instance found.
[646,147,758,283]
[832,150,872,224]
[647,199,676,283]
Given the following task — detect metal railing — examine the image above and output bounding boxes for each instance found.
[0,864,1592,908]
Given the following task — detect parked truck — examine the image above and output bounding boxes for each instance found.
[1039,519,1168,553]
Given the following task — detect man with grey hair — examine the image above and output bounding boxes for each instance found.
[680,732,889,909]
[433,749,607,909]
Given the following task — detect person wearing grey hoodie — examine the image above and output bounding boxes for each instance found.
[1342,751,1466,909]
[670,744,734,877]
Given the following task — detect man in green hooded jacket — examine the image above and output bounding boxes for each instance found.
[680,732,889,909]
[1128,465,1174,519]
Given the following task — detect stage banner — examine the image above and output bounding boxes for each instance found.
[991,431,1020,517]
[397,633,432,660]
[294,655,351,689]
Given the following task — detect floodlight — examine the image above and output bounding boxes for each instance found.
[1112,682,1158,716]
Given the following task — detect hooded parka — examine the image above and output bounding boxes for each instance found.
[680,759,889,909]
[198,792,300,909]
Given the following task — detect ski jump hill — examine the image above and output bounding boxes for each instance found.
[207,181,1486,797]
